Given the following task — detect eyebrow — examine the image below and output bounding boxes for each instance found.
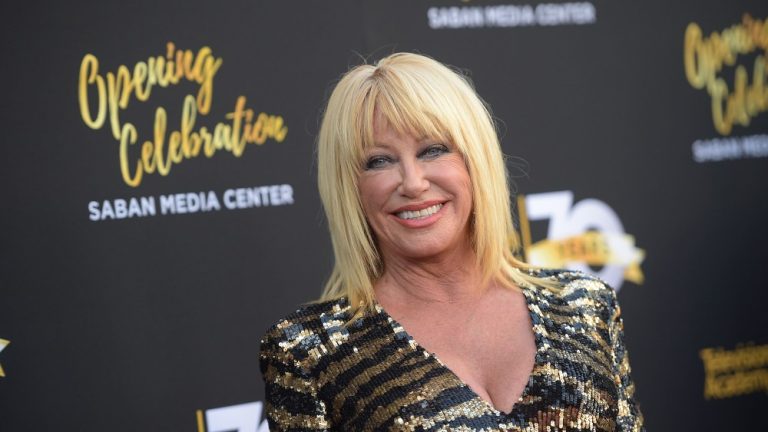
[370,135,437,148]
[368,141,394,151]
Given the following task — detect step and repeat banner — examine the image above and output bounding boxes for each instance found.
[1,1,766,430]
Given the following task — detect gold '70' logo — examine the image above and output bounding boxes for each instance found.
[196,401,269,432]
[518,191,644,291]
[0,339,9,377]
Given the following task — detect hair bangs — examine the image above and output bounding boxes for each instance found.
[366,77,454,150]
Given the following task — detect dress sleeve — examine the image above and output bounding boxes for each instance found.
[259,328,331,432]
[607,290,645,432]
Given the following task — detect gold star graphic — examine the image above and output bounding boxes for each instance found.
[0,339,9,377]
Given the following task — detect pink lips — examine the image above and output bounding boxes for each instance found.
[391,200,446,213]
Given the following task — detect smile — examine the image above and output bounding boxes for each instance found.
[395,203,443,220]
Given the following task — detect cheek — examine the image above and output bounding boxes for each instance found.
[358,173,396,217]
[433,158,473,199]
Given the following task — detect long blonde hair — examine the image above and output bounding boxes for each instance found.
[317,53,547,317]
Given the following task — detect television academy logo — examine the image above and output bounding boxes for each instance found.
[518,191,644,291]
[700,342,768,400]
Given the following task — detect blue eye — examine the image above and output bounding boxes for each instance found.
[364,155,391,170]
[420,144,449,159]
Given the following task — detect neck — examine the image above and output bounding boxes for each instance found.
[374,245,488,307]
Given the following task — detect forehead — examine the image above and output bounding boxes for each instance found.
[372,114,408,140]
[368,109,437,149]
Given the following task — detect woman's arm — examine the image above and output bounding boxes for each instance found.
[259,328,331,432]
[608,291,645,432]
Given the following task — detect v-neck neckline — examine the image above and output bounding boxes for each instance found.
[372,284,548,418]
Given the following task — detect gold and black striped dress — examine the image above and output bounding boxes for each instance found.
[259,270,644,431]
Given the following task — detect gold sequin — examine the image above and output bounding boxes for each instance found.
[259,269,644,431]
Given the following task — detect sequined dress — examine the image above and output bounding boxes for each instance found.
[259,270,644,431]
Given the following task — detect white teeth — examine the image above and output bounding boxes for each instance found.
[396,204,443,220]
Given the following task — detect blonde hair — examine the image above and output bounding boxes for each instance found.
[317,53,548,316]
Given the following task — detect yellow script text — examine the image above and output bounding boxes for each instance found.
[684,14,768,135]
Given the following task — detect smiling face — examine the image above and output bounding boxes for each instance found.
[358,116,474,264]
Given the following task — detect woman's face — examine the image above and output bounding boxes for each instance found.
[358,117,473,263]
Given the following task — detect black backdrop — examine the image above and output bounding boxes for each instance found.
[1,1,766,431]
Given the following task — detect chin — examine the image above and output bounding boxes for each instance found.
[390,237,467,261]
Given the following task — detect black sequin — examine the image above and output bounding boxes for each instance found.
[260,269,644,431]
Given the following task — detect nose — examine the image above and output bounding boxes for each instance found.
[398,159,429,197]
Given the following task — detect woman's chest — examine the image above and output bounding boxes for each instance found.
[411,314,537,415]
[317,316,620,431]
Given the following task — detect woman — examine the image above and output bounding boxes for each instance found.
[260,53,644,431]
